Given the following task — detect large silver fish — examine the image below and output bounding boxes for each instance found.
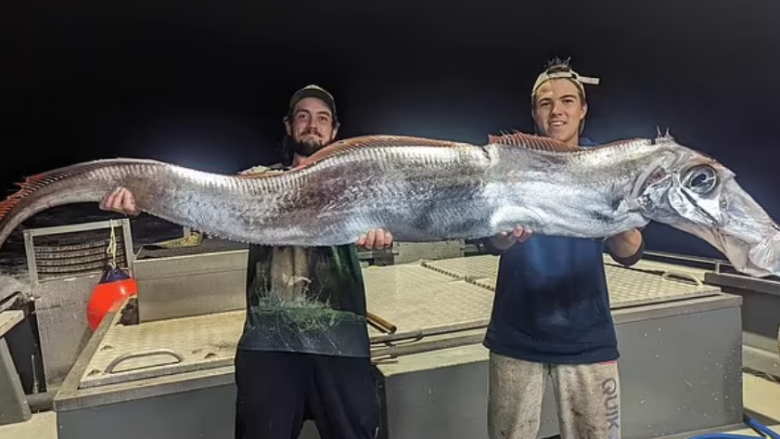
[0,131,777,278]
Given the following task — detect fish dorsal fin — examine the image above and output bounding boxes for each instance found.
[234,134,472,178]
[489,130,651,152]
[654,126,675,143]
[0,170,75,223]
[235,169,286,178]
[0,159,149,223]
[307,135,470,163]
[599,138,652,149]
[488,131,583,152]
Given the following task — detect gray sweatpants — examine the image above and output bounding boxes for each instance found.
[488,352,620,439]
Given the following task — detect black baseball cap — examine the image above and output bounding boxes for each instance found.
[286,84,339,126]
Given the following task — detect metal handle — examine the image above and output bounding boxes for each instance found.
[104,349,185,374]
[661,270,703,287]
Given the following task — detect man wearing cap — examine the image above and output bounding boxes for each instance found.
[98,85,389,439]
[482,60,645,439]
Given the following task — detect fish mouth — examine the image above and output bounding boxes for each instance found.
[706,222,780,278]
[679,179,780,278]
[744,224,780,278]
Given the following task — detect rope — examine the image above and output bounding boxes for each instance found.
[106,219,118,269]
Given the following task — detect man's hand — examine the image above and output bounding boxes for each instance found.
[489,226,533,251]
[356,228,393,250]
[606,228,643,259]
[99,187,140,216]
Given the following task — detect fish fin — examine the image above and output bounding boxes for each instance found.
[653,126,675,142]
[302,135,469,165]
[488,131,583,152]
[233,135,470,178]
[490,130,651,152]
[235,169,286,179]
[0,161,117,224]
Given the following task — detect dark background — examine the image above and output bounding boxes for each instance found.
[3,0,780,260]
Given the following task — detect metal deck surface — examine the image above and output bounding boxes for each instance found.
[423,254,721,308]
[76,255,722,389]
[361,264,495,330]
[78,308,245,388]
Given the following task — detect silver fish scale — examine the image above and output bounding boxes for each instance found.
[48,141,663,249]
[327,145,495,242]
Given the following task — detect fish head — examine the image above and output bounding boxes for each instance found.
[636,140,779,278]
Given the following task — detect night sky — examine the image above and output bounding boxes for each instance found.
[4,0,780,260]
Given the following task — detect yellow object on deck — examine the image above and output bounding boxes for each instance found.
[149,230,204,249]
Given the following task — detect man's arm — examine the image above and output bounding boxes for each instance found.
[605,228,644,267]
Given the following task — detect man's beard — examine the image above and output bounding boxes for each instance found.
[293,137,324,156]
[282,135,329,163]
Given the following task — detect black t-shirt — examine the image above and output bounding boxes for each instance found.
[237,243,371,358]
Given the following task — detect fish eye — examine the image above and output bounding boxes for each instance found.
[684,165,719,195]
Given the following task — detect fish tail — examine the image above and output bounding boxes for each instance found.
[0,159,155,252]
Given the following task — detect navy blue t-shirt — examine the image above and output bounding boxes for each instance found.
[482,138,645,364]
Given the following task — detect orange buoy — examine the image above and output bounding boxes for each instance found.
[87,266,138,330]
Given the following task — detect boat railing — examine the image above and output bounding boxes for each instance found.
[636,250,780,293]
[641,249,732,272]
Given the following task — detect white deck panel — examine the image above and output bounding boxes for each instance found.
[423,254,721,308]
[362,264,494,330]
[75,254,721,388]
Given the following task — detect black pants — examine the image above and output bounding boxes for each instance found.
[234,349,381,439]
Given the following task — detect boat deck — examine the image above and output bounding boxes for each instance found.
[4,248,778,438]
[70,254,720,390]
